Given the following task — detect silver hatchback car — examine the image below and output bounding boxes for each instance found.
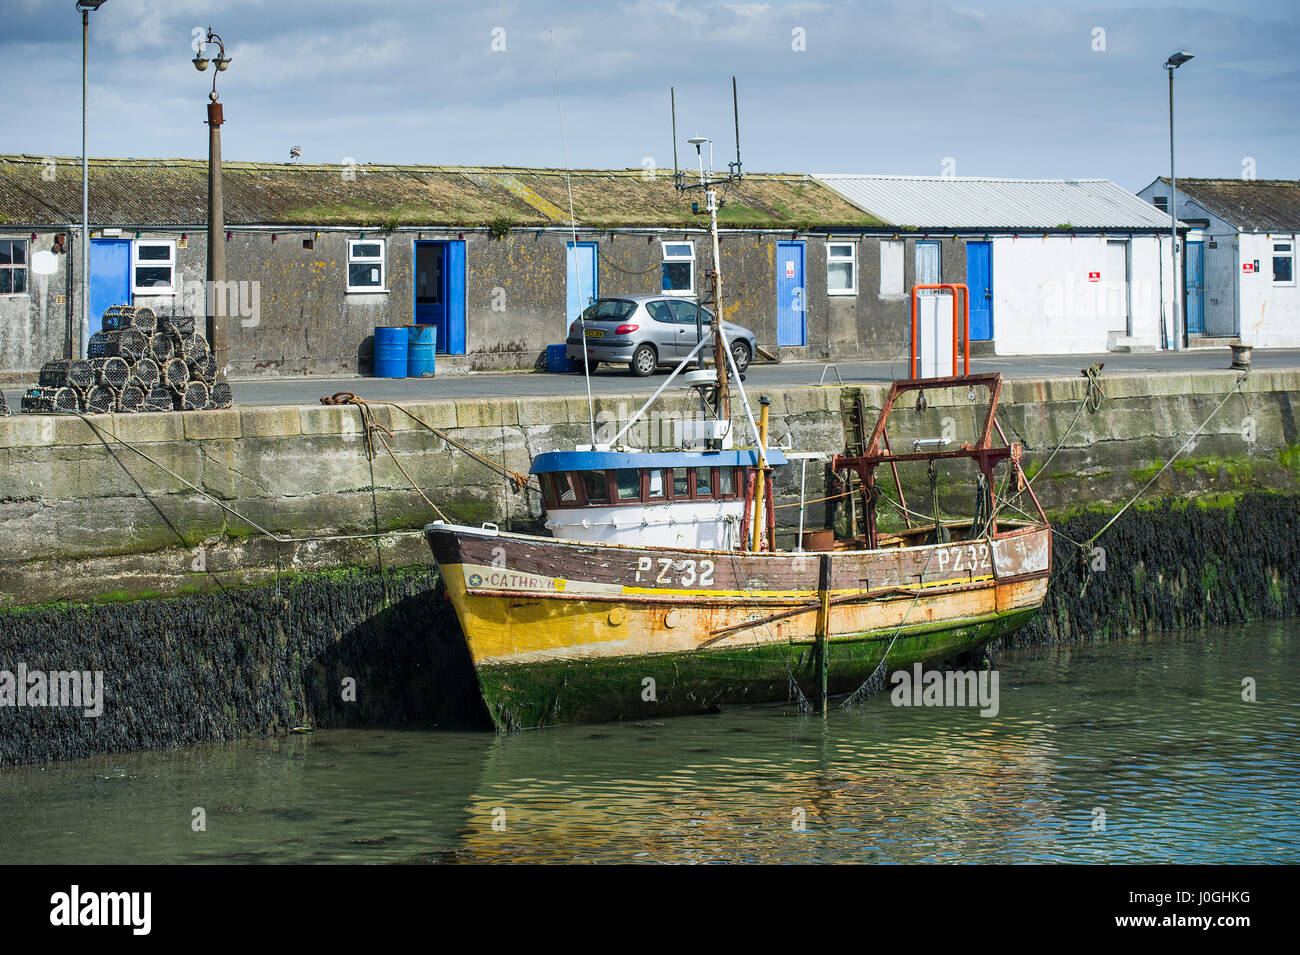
[565,295,758,377]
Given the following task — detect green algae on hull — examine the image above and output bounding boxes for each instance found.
[477,608,1037,730]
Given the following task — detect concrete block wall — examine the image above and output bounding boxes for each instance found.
[0,368,1297,607]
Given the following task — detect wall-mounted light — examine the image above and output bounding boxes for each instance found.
[226,231,232,241]
[135,231,142,238]
[30,233,37,241]
[458,233,464,241]
[271,233,277,242]
[648,234,655,244]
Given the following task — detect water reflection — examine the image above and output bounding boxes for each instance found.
[1,622,1296,864]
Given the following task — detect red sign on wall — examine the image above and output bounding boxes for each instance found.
[1243,262,1255,273]
[1088,271,1101,283]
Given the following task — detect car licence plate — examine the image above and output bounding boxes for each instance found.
[584,328,605,338]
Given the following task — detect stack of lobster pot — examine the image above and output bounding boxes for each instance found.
[0,387,10,417]
[24,304,234,414]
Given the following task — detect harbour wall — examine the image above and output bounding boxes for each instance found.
[2,365,1299,764]
[1,367,1297,608]
[3,493,1298,765]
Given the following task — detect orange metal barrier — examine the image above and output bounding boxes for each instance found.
[909,283,970,379]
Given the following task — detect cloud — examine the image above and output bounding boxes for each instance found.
[0,0,1295,190]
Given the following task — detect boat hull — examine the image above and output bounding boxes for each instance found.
[425,524,1051,730]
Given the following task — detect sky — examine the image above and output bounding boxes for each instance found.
[1,0,1296,192]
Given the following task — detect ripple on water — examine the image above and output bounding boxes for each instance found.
[1,622,1298,863]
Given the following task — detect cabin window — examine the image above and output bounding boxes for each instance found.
[615,469,641,501]
[826,241,857,295]
[672,468,691,499]
[647,469,666,499]
[347,239,386,291]
[553,472,579,504]
[541,474,558,508]
[132,239,176,293]
[579,470,609,505]
[1274,242,1295,286]
[661,241,695,296]
[718,466,736,498]
[0,239,27,295]
[694,467,714,498]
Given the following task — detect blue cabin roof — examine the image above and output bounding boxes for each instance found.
[530,448,788,475]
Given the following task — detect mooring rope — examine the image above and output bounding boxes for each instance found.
[1076,369,1248,556]
[321,392,533,493]
[73,412,426,546]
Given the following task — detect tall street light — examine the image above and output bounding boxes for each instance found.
[193,27,231,374]
[1165,50,1193,351]
[76,0,110,360]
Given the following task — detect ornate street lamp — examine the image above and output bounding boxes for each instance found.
[193,27,231,373]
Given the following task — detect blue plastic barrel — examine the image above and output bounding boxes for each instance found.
[408,325,436,377]
[373,327,408,378]
[546,344,571,373]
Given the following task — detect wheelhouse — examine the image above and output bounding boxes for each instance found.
[531,448,788,549]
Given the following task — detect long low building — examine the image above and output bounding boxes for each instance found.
[814,174,1181,356]
[1,155,1182,378]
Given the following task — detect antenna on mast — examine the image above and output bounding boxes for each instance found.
[731,75,743,180]
[671,86,680,190]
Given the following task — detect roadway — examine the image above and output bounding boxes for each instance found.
[2,349,1296,410]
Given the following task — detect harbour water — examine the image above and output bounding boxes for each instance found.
[2,620,1296,864]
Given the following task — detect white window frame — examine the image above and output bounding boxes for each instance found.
[826,241,858,296]
[0,238,28,297]
[131,238,176,294]
[347,238,387,292]
[660,240,695,296]
[1272,239,1295,287]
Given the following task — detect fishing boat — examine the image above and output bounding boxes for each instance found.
[424,97,1051,730]
[425,369,1051,730]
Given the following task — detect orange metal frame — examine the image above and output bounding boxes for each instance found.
[909,283,970,379]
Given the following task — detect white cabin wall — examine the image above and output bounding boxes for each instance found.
[1240,232,1300,347]
[990,235,1166,354]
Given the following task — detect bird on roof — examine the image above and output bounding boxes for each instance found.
[289,146,302,161]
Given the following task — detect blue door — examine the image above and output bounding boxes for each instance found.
[89,238,131,337]
[965,241,993,341]
[413,240,466,354]
[776,240,805,347]
[1186,240,1205,336]
[566,242,598,328]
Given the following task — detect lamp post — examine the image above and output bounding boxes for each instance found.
[1165,50,1193,351]
[76,0,110,360]
[193,27,231,374]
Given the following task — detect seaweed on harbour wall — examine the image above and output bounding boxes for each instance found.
[0,567,489,766]
[3,495,1298,766]
[1008,492,1300,648]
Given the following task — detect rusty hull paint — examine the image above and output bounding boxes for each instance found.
[425,524,1050,728]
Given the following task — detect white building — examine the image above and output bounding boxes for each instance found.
[1138,178,1300,348]
[815,175,1179,355]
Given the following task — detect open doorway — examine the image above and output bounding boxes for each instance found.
[413,239,466,354]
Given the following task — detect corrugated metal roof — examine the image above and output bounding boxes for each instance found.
[1155,178,1300,232]
[814,174,1175,230]
[0,154,882,230]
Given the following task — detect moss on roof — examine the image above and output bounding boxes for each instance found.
[0,155,883,230]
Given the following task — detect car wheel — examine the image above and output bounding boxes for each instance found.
[630,343,657,377]
[730,340,752,375]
